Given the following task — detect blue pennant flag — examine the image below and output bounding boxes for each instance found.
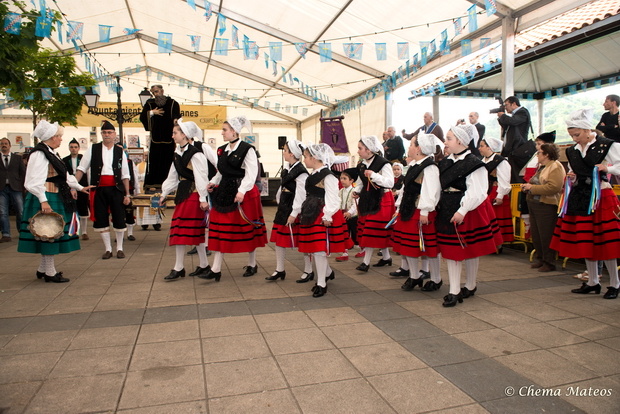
[264,101,270,110]
[458,72,468,85]
[319,43,332,63]
[217,14,226,36]
[187,0,196,10]
[204,1,212,21]
[243,35,250,59]
[544,91,552,99]
[24,92,34,100]
[272,60,277,77]
[232,25,238,48]
[461,39,472,56]
[454,17,463,35]
[412,53,418,72]
[468,5,478,33]
[343,43,363,60]
[189,35,201,52]
[59,87,69,95]
[557,88,564,97]
[302,108,308,116]
[76,86,86,95]
[420,47,427,66]
[66,21,83,41]
[397,42,409,60]
[3,12,21,35]
[231,94,237,102]
[38,0,46,14]
[440,30,449,55]
[281,67,287,82]
[99,25,112,43]
[569,85,577,95]
[480,38,491,49]
[294,42,309,58]
[594,80,602,89]
[264,52,269,68]
[158,32,173,53]
[485,0,497,16]
[41,88,52,100]
[610,76,617,86]
[123,28,141,35]
[56,21,63,43]
[429,40,436,56]
[482,55,492,72]
[215,38,228,56]
[375,43,387,61]
[249,41,258,60]
[438,82,446,93]
[35,15,52,38]
[270,42,283,61]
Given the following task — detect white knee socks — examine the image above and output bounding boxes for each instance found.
[446,259,462,295]
[115,231,124,251]
[313,253,328,288]
[464,258,479,290]
[101,231,112,252]
[41,255,56,276]
[605,259,619,288]
[304,254,313,274]
[429,256,441,283]
[275,246,286,272]
[127,224,134,237]
[197,242,209,269]
[248,250,257,267]
[404,256,418,279]
[212,252,224,273]
[363,248,374,265]
[585,259,600,286]
[381,248,391,260]
[420,257,429,272]
[79,216,88,235]
[174,245,185,271]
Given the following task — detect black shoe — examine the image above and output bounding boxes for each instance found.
[603,286,619,299]
[401,277,422,291]
[127,235,136,241]
[419,270,431,280]
[460,286,477,298]
[421,280,443,291]
[206,250,212,256]
[153,224,161,231]
[312,285,327,298]
[266,271,286,281]
[497,246,503,254]
[327,270,335,280]
[356,263,370,272]
[442,292,463,307]
[389,268,409,277]
[44,272,69,283]
[243,265,258,277]
[296,272,314,283]
[164,269,185,280]
[373,258,392,267]
[189,266,210,277]
[378,251,383,256]
[187,247,198,255]
[571,282,601,294]
[199,270,222,282]
[36,271,45,280]
[141,225,148,230]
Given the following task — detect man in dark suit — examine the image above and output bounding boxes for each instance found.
[63,139,90,240]
[497,96,532,183]
[0,137,26,242]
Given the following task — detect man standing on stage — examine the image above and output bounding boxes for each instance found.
[497,96,532,183]
[402,112,444,142]
[63,139,90,240]
[75,121,131,259]
[139,85,181,188]
[596,94,620,143]
[0,137,25,242]
[382,126,405,163]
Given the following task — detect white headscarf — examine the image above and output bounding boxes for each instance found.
[177,118,203,141]
[565,108,594,130]
[306,142,335,166]
[449,123,478,146]
[360,135,384,156]
[33,120,59,142]
[417,132,444,156]
[227,115,253,135]
[483,136,503,153]
[287,139,305,159]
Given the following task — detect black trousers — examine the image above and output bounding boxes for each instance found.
[346,215,358,246]
[93,186,127,230]
[125,202,135,225]
[527,199,558,265]
[76,191,89,217]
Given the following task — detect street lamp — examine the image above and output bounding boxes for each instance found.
[139,88,152,107]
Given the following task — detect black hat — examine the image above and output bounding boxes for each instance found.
[101,120,115,131]
[69,138,79,146]
[341,168,358,181]
[536,131,556,143]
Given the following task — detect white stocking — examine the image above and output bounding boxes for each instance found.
[43,255,56,276]
[248,250,257,267]
[585,259,600,286]
[101,231,112,252]
[604,259,619,288]
[404,256,419,279]
[429,256,442,283]
[313,253,328,288]
[363,248,374,265]
[446,259,462,295]
[304,254,313,274]
[174,245,185,271]
[211,252,224,273]
[400,257,409,271]
[381,247,391,260]
[420,256,429,272]
[275,246,286,272]
[464,258,479,290]
[115,231,124,251]
[79,216,88,234]
[197,242,209,269]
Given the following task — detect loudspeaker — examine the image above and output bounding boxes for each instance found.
[278,136,287,150]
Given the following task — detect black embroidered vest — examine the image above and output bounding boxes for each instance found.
[90,143,124,192]
[357,155,389,216]
[300,168,333,225]
[32,143,75,213]
[173,145,200,205]
[274,162,308,225]
[400,157,435,222]
[484,154,506,195]
[212,141,254,213]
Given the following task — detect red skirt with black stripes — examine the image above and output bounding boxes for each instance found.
[392,210,439,258]
[270,221,300,248]
[550,188,620,260]
[169,192,206,246]
[357,191,396,249]
[208,186,268,253]
[298,210,353,254]
[488,186,514,242]
[437,198,503,261]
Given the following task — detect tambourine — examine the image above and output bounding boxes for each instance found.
[28,211,65,242]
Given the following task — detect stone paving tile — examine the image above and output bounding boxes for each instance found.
[548,298,614,316]
[422,312,495,335]
[425,404,491,414]
[197,301,251,319]
[276,349,361,387]
[481,396,586,414]
[596,336,620,352]
[25,373,125,414]
[82,308,145,329]
[199,315,259,338]
[119,365,205,409]
[292,378,397,414]
[117,401,207,413]
[138,320,200,344]
[0,330,77,356]
[336,291,392,307]
[453,328,539,358]
[548,317,620,341]
[502,322,589,348]
[208,389,300,414]
[400,335,486,367]
[143,304,198,324]
[507,302,580,321]
[353,302,416,321]
[467,307,538,328]
[50,345,133,378]
[0,381,41,413]
[20,312,90,333]
[373,317,447,341]
[304,307,367,326]
[368,368,475,413]
[559,376,620,414]
[495,349,598,388]
[340,342,427,376]
[69,325,140,350]
[263,327,334,355]
[38,294,102,315]
[548,342,620,376]
[321,322,393,348]
[253,310,315,332]
[129,339,202,371]
[204,357,287,398]
[245,297,300,315]
[0,352,62,383]
[202,333,271,363]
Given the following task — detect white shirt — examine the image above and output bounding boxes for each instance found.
[200,143,218,169]
[77,143,130,180]
[483,154,511,198]
[445,150,489,216]
[209,140,258,195]
[275,161,308,218]
[25,144,83,203]
[161,144,210,202]
[395,156,440,216]
[339,185,357,217]
[353,157,394,194]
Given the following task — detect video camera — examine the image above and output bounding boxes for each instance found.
[489,97,505,114]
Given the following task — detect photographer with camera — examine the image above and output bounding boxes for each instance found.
[496,96,533,183]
